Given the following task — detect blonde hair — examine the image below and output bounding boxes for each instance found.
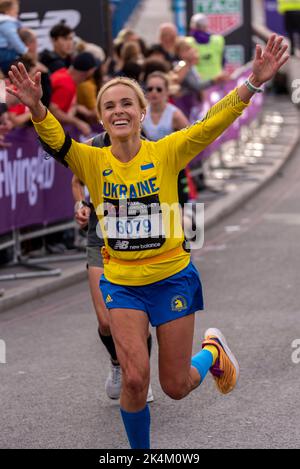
[114,28,137,45]
[96,76,147,119]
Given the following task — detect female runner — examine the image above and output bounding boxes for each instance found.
[7,34,289,449]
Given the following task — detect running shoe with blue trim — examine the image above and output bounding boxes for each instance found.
[202,328,239,394]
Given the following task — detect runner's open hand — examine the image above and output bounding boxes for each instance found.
[252,34,289,85]
[6,62,43,110]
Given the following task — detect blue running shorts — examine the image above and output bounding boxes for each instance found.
[100,262,204,327]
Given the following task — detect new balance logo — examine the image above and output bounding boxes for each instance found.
[106,295,113,304]
[20,10,81,52]
[114,240,130,250]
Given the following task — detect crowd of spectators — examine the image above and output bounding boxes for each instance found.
[0,1,230,139]
[0,0,231,258]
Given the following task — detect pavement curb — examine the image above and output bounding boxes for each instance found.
[0,265,87,314]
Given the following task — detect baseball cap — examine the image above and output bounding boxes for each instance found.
[73,52,100,71]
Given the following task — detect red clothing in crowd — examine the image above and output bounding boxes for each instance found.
[50,68,77,112]
[5,79,29,114]
[8,102,29,115]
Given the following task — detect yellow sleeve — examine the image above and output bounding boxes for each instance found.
[155,88,249,173]
[32,110,96,185]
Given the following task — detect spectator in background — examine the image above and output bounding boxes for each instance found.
[108,29,147,78]
[121,41,144,66]
[107,41,123,77]
[156,23,179,65]
[6,57,34,128]
[19,28,52,108]
[143,71,191,207]
[142,58,171,85]
[141,45,173,86]
[49,52,100,136]
[121,61,142,82]
[277,0,300,56]
[76,41,105,122]
[75,37,106,63]
[146,44,170,63]
[115,27,147,57]
[187,13,226,81]
[115,27,140,44]
[112,41,144,81]
[0,101,13,147]
[39,22,74,74]
[77,66,103,123]
[0,0,28,74]
[175,37,229,101]
[18,27,37,61]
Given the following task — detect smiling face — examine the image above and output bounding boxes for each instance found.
[100,84,145,141]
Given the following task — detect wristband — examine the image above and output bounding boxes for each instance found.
[245,78,264,94]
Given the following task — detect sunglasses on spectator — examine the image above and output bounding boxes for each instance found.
[146,86,164,93]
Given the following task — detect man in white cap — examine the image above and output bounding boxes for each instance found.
[187,13,226,81]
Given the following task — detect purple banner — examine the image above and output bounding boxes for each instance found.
[0,126,76,235]
[264,0,286,35]
[174,68,265,167]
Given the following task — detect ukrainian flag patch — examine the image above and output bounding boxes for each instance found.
[141,163,154,171]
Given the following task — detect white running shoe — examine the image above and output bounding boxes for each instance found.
[146,384,154,403]
[105,362,155,403]
[105,362,122,399]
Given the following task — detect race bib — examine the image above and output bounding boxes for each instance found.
[103,195,166,252]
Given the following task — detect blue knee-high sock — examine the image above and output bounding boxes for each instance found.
[191,349,214,383]
[120,405,151,449]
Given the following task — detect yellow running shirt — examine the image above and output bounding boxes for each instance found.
[33,88,248,286]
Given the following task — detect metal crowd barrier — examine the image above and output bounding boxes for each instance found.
[0,220,86,282]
